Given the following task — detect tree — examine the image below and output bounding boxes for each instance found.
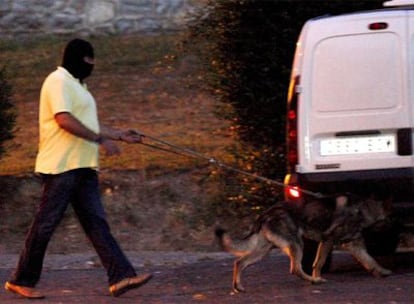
[0,67,16,159]
[187,0,385,214]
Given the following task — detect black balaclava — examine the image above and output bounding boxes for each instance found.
[61,38,94,82]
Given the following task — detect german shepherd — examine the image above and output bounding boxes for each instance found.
[215,195,393,292]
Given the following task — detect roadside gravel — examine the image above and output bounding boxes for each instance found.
[0,251,232,270]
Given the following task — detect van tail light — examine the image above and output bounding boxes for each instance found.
[284,173,301,200]
[287,186,301,199]
[286,75,300,173]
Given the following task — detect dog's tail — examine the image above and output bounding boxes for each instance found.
[215,227,257,257]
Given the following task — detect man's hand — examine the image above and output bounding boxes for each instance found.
[98,129,143,156]
[119,130,144,144]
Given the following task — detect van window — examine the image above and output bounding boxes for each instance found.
[312,33,402,113]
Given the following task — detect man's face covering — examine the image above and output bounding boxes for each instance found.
[62,39,94,81]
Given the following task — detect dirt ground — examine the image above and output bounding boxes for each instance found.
[0,168,229,254]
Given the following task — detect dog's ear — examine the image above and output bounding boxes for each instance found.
[215,228,226,238]
[335,195,348,209]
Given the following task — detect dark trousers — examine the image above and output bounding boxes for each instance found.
[10,168,136,287]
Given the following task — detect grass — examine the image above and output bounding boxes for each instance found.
[0,34,232,176]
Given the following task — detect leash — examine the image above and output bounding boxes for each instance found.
[134,131,324,198]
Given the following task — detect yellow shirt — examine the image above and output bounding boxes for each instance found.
[35,67,100,174]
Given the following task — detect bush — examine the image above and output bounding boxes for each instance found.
[0,67,16,159]
[187,0,384,215]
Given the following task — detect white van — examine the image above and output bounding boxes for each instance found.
[284,0,413,255]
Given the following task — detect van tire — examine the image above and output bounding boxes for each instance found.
[362,219,402,256]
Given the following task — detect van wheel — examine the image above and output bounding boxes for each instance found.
[302,238,332,275]
[362,219,402,256]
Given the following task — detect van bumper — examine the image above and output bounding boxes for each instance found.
[299,167,413,183]
[284,168,414,223]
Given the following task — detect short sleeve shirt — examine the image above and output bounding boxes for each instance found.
[35,67,100,174]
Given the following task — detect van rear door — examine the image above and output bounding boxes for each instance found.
[299,11,413,175]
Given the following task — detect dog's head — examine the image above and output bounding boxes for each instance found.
[322,194,391,242]
[334,194,390,226]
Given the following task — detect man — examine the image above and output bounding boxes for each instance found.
[4,38,152,299]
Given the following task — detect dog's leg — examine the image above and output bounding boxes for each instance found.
[233,241,273,293]
[264,229,324,284]
[342,238,392,277]
[312,240,333,281]
[284,242,325,284]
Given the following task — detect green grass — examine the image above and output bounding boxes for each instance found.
[0,34,232,175]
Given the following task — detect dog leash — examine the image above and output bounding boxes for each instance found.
[133,130,325,199]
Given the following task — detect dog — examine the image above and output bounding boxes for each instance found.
[215,194,393,293]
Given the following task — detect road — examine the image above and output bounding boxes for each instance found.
[0,250,413,303]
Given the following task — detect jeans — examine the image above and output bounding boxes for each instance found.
[10,168,136,287]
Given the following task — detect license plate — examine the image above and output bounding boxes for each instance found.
[320,135,396,156]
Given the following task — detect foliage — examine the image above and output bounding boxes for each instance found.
[0,67,16,159]
[187,0,384,215]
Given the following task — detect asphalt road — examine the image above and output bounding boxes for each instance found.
[0,250,413,303]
